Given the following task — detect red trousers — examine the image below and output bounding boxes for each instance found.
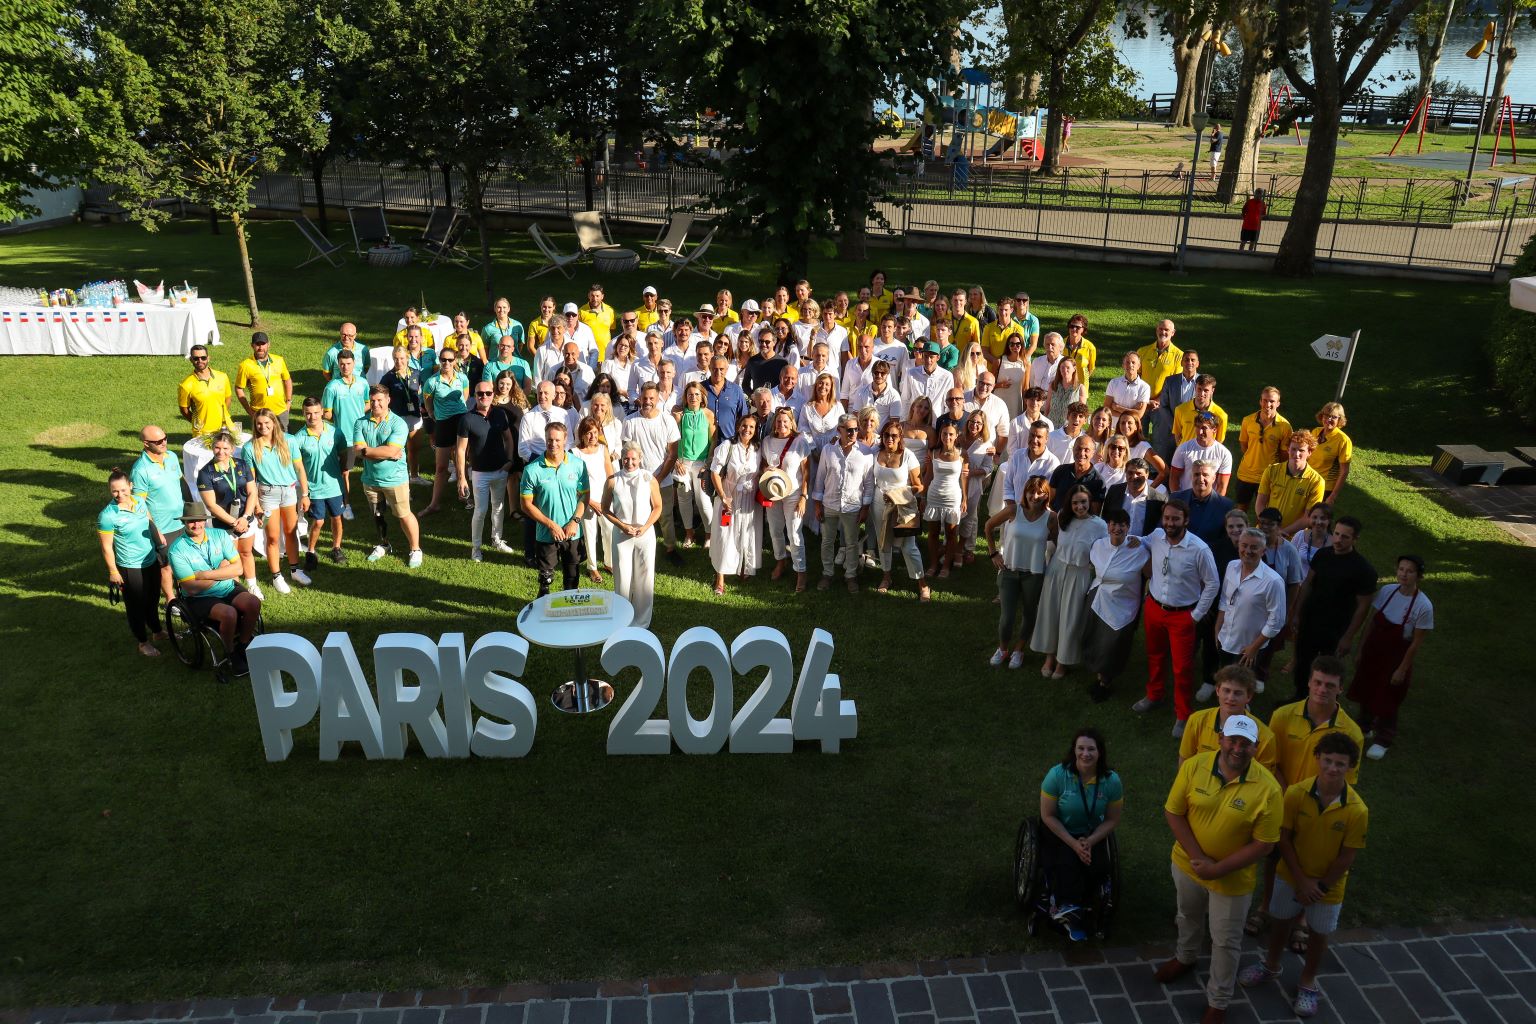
[1144,596,1198,721]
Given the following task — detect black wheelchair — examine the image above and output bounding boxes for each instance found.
[164,594,264,684]
[1013,815,1122,941]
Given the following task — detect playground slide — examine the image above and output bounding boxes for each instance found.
[903,129,923,153]
[985,134,1017,158]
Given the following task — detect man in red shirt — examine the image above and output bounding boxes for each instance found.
[1239,190,1267,252]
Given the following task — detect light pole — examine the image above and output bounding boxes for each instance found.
[1465,19,1497,195]
[1175,111,1209,273]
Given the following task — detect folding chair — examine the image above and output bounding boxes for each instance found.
[420,206,456,248]
[347,206,391,257]
[664,224,721,280]
[527,224,584,280]
[292,215,345,268]
[643,212,694,262]
[423,212,483,270]
[572,210,622,254]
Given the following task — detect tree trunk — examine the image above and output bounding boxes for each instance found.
[1273,85,1341,277]
[1413,0,1458,134]
[1217,32,1273,203]
[466,176,495,303]
[230,211,262,328]
[1038,57,1068,174]
[583,141,596,211]
[1484,1,1516,131]
[310,153,329,232]
[1172,34,1207,126]
[439,163,453,207]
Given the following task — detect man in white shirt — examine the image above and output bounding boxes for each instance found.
[849,360,904,427]
[840,331,878,401]
[901,340,954,420]
[559,303,598,366]
[1205,527,1286,701]
[533,319,570,382]
[1030,331,1065,392]
[681,339,714,389]
[1103,457,1165,538]
[621,382,682,561]
[1133,499,1220,737]
[967,372,1009,444]
[663,318,696,367]
[1171,412,1234,493]
[872,315,910,383]
[694,303,719,343]
[1005,387,1054,459]
[796,342,837,403]
[517,381,578,464]
[1046,402,1091,462]
[898,291,929,340]
[544,340,596,396]
[811,306,849,367]
[1003,422,1061,505]
[1104,351,1152,421]
[812,414,875,592]
[769,363,804,417]
[724,299,761,342]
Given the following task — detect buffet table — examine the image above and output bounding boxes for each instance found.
[0,300,221,356]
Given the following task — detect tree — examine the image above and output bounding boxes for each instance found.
[1407,0,1465,136]
[657,0,972,281]
[1481,1,1536,132]
[287,0,372,234]
[0,0,84,221]
[71,0,324,328]
[999,0,1140,175]
[1155,0,1224,127]
[1214,7,1280,203]
[1274,0,1429,277]
[361,0,570,301]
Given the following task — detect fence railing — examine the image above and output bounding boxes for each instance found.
[250,161,1535,278]
[1143,90,1536,127]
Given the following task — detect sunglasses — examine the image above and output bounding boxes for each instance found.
[475,390,493,396]
[145,436,168,445]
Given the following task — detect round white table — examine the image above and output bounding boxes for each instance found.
[517,590,634,713]
[395,314,453,344]
[367,346,395,385]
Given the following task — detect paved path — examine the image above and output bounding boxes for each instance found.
[15,923,1534,1024]
[1408,468,1536,547]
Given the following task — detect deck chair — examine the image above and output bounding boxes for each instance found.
[420,206,456,248]
[665,224,721,280]
[292,215,345,268]
[643,212,694,262]
[347,206,390,256]
[527,223,583,280]
[423,212,482,270]
[572,210,622,254]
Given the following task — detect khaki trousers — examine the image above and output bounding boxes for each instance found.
[1171,862,1251,1010]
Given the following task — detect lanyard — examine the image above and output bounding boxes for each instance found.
[1072,770,1103,827]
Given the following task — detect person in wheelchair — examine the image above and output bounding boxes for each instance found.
[1038,727,1124,940]
[167,501,262,674]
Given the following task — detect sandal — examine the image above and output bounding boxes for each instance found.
[1244,909,1269,937]
[713,584,726,596]
[876,574,891,594]
[1289,925,1310,956]
[138,641,161,657]
[587,570,603,584]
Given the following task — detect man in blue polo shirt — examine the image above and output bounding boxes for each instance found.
[322,348,370,516]
[168,500,263,673]
[293,396,347,571]
[520,420,589,597]
[131,423,185,602]
[702,355,748,441]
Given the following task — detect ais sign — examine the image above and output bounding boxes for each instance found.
[248,626,857,761]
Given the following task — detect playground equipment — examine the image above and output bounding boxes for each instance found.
[909,68,1041,164]
[1262,84,1304,143]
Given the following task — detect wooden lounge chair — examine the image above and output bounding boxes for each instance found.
[643,212,695,262]
[423,212,482,270]
[664,224,721,280]
[572,210,622,254]
[347,206,391,257]
[527,223,583,280]
[292,215,345,268]
[420,206,456,248]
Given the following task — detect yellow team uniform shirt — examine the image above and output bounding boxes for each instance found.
[1065,338,1097,384]
[1237,413,1293,484]
[952,312,981,352]
[579,302,616,361]
[1277,778,1368,904]
[441,330,487,361]
[1179,707,1280,777]
[1308,428,1353,489]
[178,369,236,436]
[869,288,895,322]
[392,326,437,348]
[1173,399,1230,444]
[1268,701,1365,788]
[715,308,740,328]
[528,318,555,353]
[632,307,659,333]
[780,306,800,324]
[981,320,1019,360]
[1137,341,1184,399]
[1164,751,1282,895]
[1257,462,1326,527]
[235,354,292,415]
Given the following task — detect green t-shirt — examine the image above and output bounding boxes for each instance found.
[520,453,590,543]
[322,376,371,444]
[322,342,370,379]
[241,438,300,486]
[425,369,470,418]
[483,356,534,388]
[482,318,526,351]
[937,342,961,372]
[291,424,344,501]
[130,449,184,530]
[354,411,410,487]
[169,528,239,599]
[1041,763,1124,837]
[97,497,158,569]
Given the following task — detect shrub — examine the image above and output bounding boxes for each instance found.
[1487,231,1536,423]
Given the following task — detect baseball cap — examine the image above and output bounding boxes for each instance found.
[251,332,270,346]
[562,302,579,314]
[741,299,760,313]
[642,285,657,296]
[922,340,941,355]
[1222,714,1259,744]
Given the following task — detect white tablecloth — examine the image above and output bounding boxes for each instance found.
[0,300,220,356]
[395,314,453,343]
[368,347,395,385]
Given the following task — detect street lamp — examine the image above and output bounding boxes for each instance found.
[1175,111,1210,273]
[1465,20,1497,195]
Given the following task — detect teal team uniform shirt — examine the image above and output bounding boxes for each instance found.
[169,529,239,599]
[483,356,534,388]
[322,342,370,379]
[130,449,184,530]
[425,370,470,418]
[291,424,345,501]
[482,318,526,351]
[97,497,158,569]
[1040,763,1124,837]
[242,438,300,486]
[354,411,409,487]
[520,454,590,543]
[322,376,370,444]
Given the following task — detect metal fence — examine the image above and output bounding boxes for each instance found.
[251,161,1535,277]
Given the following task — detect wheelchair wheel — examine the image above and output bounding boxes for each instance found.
[164,599,205,669]
[1094,831,1122,938]
[1013,815,1042,912]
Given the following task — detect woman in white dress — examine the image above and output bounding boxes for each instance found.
[960,410,995,566]
[1031,484,1110,678]
[1094,433,1131,490]
[587,393,623,451]
[760,407,811,592]
[709,412,764,595]
[872,420,930,600]
[954,342,987,394]
[572,416,614,583]
[600,441,662,628]
[799,374,845,454]
[923,420,968,580]
[985,474,1056,669]
[599,334,641,412]
[995,332,1033,419]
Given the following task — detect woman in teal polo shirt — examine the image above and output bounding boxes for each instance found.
[97,468,164,656]
[1038,727,1124,938]
[242,409,311,595]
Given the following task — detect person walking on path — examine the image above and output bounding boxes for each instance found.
[1239,190,1266,252]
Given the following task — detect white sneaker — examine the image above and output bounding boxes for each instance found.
[470,548,484,562]
[989,648,1007,667]
[271,574,292,595]
[290,568,312,587]
[862,552,880,570]
[491,540,516,555]
[1008,651,1026,670]
[1195,682,1216,703]
[246,579,264,601]
[1255,678,1266,694]
[1366,743,1388,760]
[341,503,355,521]
[367,544,392,562]
[407,550,423,568]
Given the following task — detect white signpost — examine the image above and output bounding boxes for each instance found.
[1310,330,1361,400]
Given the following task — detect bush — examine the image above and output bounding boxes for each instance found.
[1487,232,1536,423]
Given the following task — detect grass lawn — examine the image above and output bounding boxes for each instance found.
[2,218,1534,1007]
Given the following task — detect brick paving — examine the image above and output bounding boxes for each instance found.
[12,922,1535,1024]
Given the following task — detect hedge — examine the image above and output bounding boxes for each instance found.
[1489,232,1536,423]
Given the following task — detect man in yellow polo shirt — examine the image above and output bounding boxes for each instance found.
[1255,432,1325,535]
[1178,665,1279,776]
[1239,732,1367,1019]
[1269,654,1363,789]
[1231,386,1291,509]
[1137,319,1184,400]
[235,332,294,430]
[579,282,616,361]
[1156,714,1281,1024]
[949,288,981,353]
[632,286,661,332]
[391,307,437,348]
[178,343,236,438]
[1173,373,1229,445]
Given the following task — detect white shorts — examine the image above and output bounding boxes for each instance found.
[403,415,424,434]
[1268,876,1343,934]
[258,482,299,513]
